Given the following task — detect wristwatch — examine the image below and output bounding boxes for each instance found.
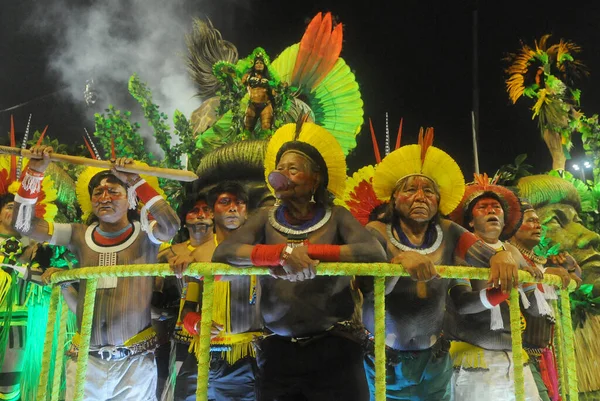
[280,244,294,266]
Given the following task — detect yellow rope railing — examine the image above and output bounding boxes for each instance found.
[39,263,578,401]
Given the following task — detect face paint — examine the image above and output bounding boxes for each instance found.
[512,210,542,249]
[470,197,505,242]
[213,192,248,230]
[91,178,129,222]
[186,200,214,234]
[393,176,439,222]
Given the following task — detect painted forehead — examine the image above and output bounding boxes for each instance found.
[474,197,502,206]
[396,175,439,192]
[93,178,126,191]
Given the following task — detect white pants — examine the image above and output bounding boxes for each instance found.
[65,353,157,401]
[451,349,541,401]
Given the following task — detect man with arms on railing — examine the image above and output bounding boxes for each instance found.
[446,175,541,400]
[508,199,580,401]
[156,192,214,400]
[213,120,387,401]
[13,146,180,401]
[361,130,524,401]
[172,181,262,401]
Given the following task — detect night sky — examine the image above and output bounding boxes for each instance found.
[2,0,600,179]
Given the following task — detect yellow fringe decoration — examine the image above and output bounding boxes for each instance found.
[0,269,12,308]
[174,281,199,343]
[188,281,258,365]
[450,341,529,370]
[574,314,600,393]
[71,326,157,349]
[450,341,489,369]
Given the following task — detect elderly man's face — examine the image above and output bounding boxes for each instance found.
[393,176,439,222]
[275,152,320,202]
[538,203,600,286]
[469,197,505,241]
[512,209,542,249]
[91,178,129,223]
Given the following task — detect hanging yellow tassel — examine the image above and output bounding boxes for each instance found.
[0,269,12,307]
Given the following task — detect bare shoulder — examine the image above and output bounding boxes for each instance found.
[192,241,217,263]
[168,242,188,256]
[504,242,524,261]
[331,205,360,223]
[366,220,387,237]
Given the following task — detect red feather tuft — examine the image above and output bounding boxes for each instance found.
[83,135,97,159]
[292,12,323,84]
[0,169,9,195]
[419,127,434,163]
[395,118,403,149]
[297,12,332,85]
[36,125,49,146]
[369,118,382,164]
[310,22,343,89]
[346,178,384,225]
[111,133,116,160]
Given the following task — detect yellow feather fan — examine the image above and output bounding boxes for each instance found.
[373,143,465,216]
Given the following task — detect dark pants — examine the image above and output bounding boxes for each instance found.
[174,352,256,401]
[255,334,369,401]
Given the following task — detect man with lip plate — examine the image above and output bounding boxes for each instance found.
[213,120,387,401]
[173,181,262,401]
[446,174,541,401]
[12,145,180,401]
[362,129,523,401]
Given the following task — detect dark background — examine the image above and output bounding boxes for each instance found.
[2,0,599,178]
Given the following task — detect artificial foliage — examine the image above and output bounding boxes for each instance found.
[494,154,533,186]
[506,35,592,170]
[93,74,201,212]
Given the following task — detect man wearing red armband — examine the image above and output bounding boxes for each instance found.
[13,146,180,401]
[446,175,542,401]
[213,120,387,401]
[172,181,262,401]
[361,129,524,401]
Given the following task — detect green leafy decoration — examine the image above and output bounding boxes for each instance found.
[570,284,600,328]
[494,153,533,186]
[533,225,561,258]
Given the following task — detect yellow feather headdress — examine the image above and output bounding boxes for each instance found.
[76,166,165,222]
[264,121,346,199]
[373,127,465,215]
